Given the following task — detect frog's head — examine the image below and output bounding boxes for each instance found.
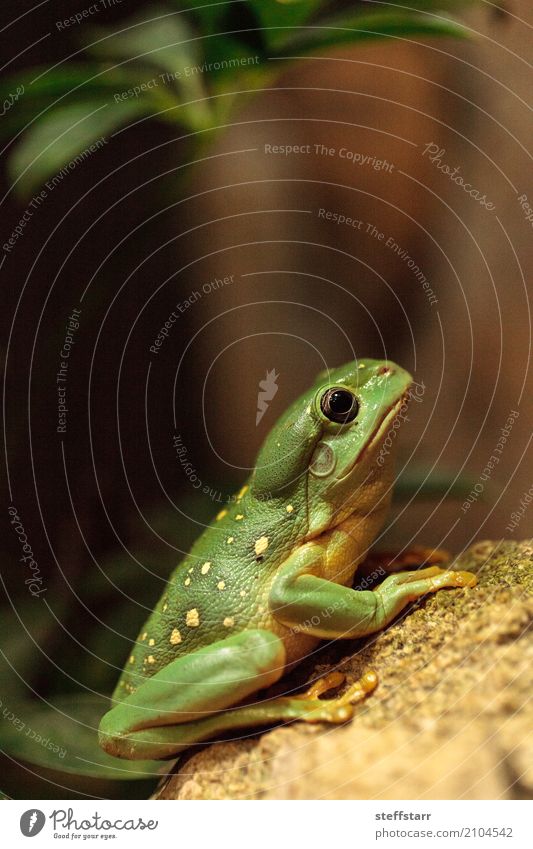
[251,359,413,537]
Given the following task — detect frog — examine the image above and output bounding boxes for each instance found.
[99,358,477,760]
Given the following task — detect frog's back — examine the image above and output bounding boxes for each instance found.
[114,485,309,697]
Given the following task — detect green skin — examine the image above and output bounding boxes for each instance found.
[99,359,476,760]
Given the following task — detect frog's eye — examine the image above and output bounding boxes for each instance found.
[320,387,359,424]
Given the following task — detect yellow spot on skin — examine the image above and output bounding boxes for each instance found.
[358,362,366,369]
[147,655,155,664]
[217,580,226,591]
[184,577,191,586]
[188,567,194,573]
[239,590,247,597]
[223,617,234,628]
[148,638,155,647]
[170,628,182,645]
[162,603,168,612]
[128,655,135,664]
[140,632,147,641]
[254,536,269,557]
[186,608,200,627]
[236,485,248,501]
[286,504,294,513]
[235,514,244,521]
[201,562,211,574]
[306,405,311,414]
[227,536,234,544]
[216,509,228,521]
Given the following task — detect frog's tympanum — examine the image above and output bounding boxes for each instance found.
[99,359,476,759]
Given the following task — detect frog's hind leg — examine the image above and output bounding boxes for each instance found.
[103,667,378,761]
[168,666,378,745]
[99,629,377,761]
[99,629,286,761]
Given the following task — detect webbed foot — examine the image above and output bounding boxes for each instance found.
[291,668,378,724]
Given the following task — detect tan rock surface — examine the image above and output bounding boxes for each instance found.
[154,541,533,800]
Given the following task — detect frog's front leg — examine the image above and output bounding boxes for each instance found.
[270,543,477,639]
[99,629,285,760]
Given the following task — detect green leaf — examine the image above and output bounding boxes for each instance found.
[0,63,143,104]
[0,63,115,138]
[203,33,262,65]
[8,97,149,197]
[0,694,161,780]
[0,64,143,142]
[85,7,212,130]
[245,0,322,51]
[248,0,322,31]
[167,0,230,34]
[272,9,472,53]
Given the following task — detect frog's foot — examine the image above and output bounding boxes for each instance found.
[296,670,346,700]
[335,669,379,706]
[366,564,477,634]
[286,668,378,725]
[364,545,452,575]
[382,565,477,590]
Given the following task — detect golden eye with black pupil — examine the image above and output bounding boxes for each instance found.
[320,388,359,424]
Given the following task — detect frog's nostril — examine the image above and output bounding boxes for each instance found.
[377,365,394,376]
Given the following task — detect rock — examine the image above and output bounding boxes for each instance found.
[153,541,533,800]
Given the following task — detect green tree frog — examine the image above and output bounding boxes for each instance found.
[99,359,476,760]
